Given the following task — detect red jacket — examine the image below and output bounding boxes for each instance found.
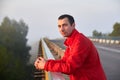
[44,29,106,80]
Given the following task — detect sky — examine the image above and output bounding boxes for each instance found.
[0,0,120,44]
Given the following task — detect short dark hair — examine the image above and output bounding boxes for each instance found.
[58,14,75,25]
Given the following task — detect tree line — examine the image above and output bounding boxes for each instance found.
[0,17,34,80]
[92,22,120,37]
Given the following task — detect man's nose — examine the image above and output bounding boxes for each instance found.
[60,26,64,31]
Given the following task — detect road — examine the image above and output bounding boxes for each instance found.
[94,42,120,80]
[51,39,120,80]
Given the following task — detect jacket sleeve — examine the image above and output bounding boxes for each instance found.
[44,38,89,74]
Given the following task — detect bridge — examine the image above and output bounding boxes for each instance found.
[34,38,68,80]
[33,37,120,80]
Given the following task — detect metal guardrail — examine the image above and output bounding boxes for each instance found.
[89,36,120,40]
[43,38,64,59]
[41,39,65,80]
[89,37,120,44]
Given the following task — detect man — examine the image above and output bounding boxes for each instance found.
[34,14,106,80]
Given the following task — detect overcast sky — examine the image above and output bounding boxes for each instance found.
[0,0,120,44]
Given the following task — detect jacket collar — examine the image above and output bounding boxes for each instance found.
[64,29,78,47]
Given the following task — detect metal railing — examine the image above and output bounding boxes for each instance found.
[41,39,65,80]
[89,37,120,44]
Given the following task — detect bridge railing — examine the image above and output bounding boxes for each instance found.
[89,37,120,44]
[41,39,65,80]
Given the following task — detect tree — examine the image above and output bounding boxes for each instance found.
[0,17,33,80]
[92,30,102,37]
[0,45,26,80]
[109,22,120,36]
[0,17,31,63]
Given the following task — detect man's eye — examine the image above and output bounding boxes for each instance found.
[58,25,61,28]
[63,24,67,26]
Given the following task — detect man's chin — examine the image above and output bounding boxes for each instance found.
[61,33,69,37]
[63,35,69,37]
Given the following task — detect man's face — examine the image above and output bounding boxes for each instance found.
[58,18,75,37]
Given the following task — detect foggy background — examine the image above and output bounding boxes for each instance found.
[0,0,120,44]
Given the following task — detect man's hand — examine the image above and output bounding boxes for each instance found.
[34,57,46,70]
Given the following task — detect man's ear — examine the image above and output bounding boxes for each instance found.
[72,23,75,27]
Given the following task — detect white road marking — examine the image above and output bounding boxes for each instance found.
[96,46,120,53]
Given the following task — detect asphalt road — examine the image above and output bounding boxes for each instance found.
[94,42,120,80]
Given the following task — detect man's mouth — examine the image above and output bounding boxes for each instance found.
[61,32,66,35]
